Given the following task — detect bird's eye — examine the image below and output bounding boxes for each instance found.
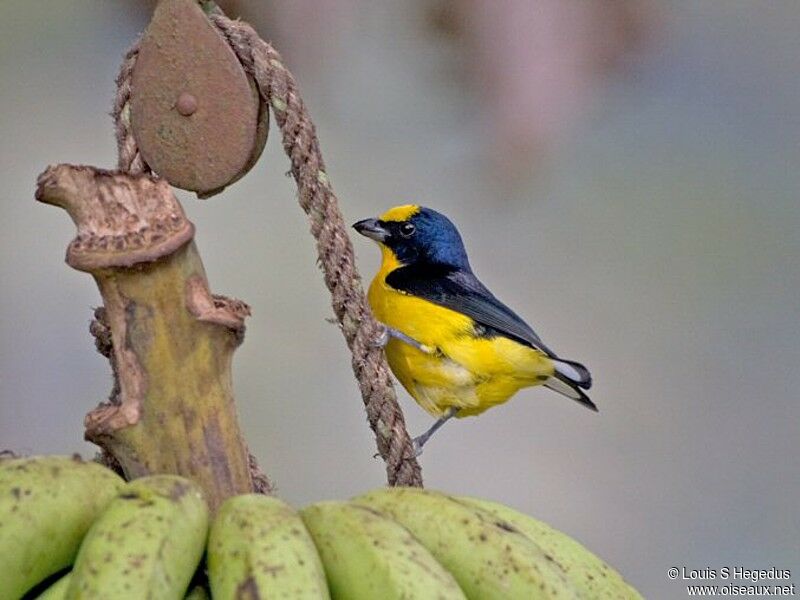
[399,222,416,238]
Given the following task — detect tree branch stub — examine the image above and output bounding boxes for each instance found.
[36,164,264,511]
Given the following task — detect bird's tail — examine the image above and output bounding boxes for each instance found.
[545,358,597,411]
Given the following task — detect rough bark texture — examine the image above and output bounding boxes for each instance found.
[36,164,262,511]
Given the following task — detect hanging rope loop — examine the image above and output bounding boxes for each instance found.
[112,6,423,487]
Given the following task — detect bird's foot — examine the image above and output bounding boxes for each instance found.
[411,436,425,457]
[410,408,459,457]
[374,325,436,355]
[373,326,391,348]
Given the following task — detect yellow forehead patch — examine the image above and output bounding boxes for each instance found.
[379,204,420,222]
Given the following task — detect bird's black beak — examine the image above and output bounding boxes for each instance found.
[352,218,389,243]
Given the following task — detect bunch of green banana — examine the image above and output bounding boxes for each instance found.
[2,454,642,599]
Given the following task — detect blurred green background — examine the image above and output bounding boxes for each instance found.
[1,1,798,596]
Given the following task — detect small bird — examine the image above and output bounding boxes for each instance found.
[353,205,595,454]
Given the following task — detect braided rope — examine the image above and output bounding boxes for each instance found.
[113,8,423,487]
[112,42,150,175]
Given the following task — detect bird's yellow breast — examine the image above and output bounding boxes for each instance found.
[368,247,554,417]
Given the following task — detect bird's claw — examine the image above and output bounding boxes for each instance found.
[373,326,390,348]
[411,437,425,457]
[377,325,436,355]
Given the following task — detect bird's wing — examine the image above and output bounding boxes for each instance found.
[385,264,555,355]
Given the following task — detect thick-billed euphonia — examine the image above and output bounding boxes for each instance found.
[354,205,595,454]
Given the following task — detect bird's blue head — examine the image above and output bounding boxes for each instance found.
[353,205,471,270]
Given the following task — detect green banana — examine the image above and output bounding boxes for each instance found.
[208,494,330,599]
[34,572,72,599]
[458,496,643,599]
[354,487,579,600]
[301,501,465,600]
[35,571,210,599]
[65,475,209,600]
[0,455,123,599]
